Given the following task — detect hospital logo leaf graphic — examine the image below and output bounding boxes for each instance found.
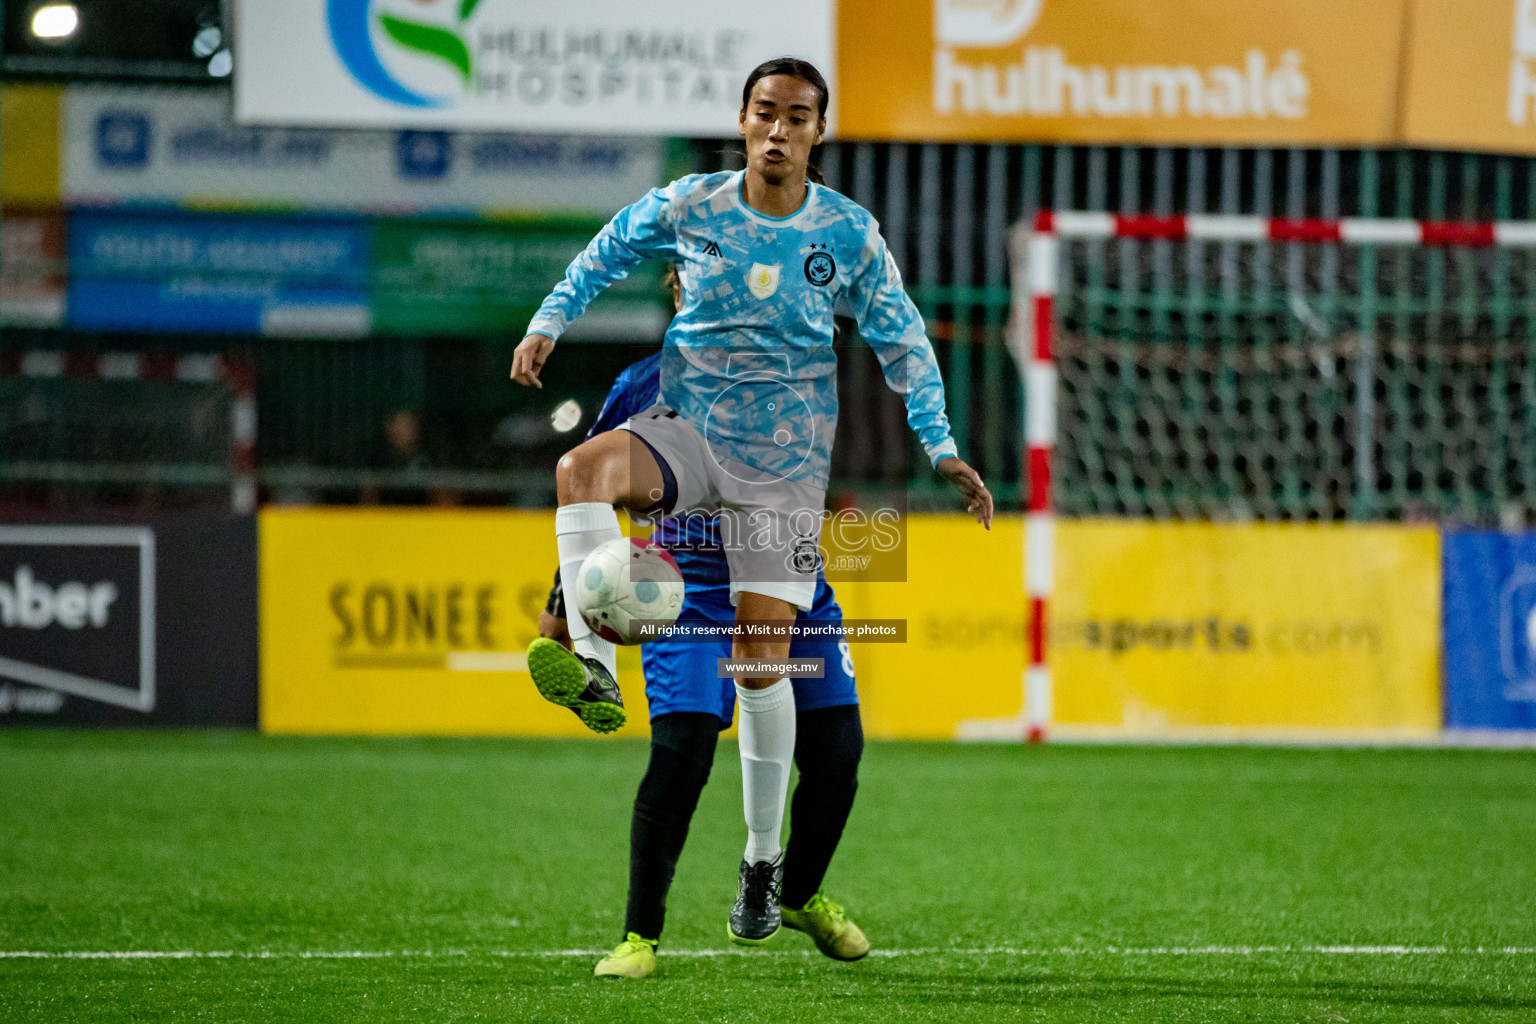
[379,3,474,85]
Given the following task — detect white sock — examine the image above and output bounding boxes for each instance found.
[555,501,621,681]
[735,677,795,865]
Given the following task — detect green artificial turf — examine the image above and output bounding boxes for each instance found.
[1,732,1534,1022]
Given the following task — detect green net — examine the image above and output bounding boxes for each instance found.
[1055,236,1536,524]
[0,373,232,491]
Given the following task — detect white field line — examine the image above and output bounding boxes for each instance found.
[2,946,1534,961]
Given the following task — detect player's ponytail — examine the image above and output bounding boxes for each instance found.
[661,263,681,312]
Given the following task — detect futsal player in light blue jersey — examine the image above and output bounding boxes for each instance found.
[540,336,870,977]
[513,57,993,955]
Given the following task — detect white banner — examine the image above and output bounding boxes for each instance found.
[63,85,662,217]
[232,0,835,136]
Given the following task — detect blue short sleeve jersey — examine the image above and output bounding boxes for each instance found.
[530,170,958,489]
[586,353,662,438]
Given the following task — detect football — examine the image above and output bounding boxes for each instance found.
[574,537,685,645]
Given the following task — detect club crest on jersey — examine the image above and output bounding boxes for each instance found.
[804,249,835,287]
[747,262,781,300]
[787,535,823,574]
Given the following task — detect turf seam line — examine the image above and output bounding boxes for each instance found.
[4,946,1535,960]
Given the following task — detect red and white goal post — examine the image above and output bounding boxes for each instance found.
[989,209,1536,744]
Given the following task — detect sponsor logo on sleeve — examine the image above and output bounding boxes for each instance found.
[787,535,825,575]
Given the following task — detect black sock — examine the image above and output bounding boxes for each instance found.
[781,704,864,910]
[623,712,721,941]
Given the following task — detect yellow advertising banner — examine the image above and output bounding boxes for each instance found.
[846,518,1439,741]
[259,511,1438,741]
[259,508,651,737]
[1048,521,1441,740]
[836,0,1406,145]
[0,84,62,205]
[257,508,1025,739]
[1401,0,1536,152]
[835,515,1026,740]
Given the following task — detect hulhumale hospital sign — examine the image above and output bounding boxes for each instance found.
[233,0,836,136]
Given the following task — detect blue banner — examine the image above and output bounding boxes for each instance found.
[68,280,370,337]
[1443,531,1536,731]
[69,212,369,283]
[67,212,369,336]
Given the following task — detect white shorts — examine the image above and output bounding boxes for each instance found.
[620,403,824,611]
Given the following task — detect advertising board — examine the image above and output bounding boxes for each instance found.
[63,84,661,217]
[233,0,834,137]
[1443,531,1536,731]
[837,0,1403,144]
[1048,521,1441,740]
[67,211,371,337]
[0,515,257,727]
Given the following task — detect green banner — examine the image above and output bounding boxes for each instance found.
[371,220,667,339]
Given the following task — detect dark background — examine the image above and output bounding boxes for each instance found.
[0,513,257,726]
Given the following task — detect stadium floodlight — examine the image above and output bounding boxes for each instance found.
[30,3,80,40]
[192,26,222,59]
[208,49,232,77]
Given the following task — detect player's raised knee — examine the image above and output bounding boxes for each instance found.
[555,444,615,505]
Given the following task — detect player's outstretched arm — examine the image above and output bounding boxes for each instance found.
[846,227,971,484]
[936,455,993,530]
[511,332,555,388]
[515,183,682,384]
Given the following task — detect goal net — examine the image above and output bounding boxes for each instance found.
[1003,212,1536,738]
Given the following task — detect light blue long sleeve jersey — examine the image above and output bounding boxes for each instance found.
[528,169,957,489]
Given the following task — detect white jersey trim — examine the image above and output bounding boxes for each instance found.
[728,170,819,230]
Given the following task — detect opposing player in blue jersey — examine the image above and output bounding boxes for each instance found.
[539,334,869,978]
[514,57,993,949]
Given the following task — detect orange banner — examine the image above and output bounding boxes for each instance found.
[1401,0,1536,152]
[837,0,1406,145]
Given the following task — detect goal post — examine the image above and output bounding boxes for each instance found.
[991,209,1536,743]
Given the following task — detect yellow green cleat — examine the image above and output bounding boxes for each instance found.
[781,891,870,962]
[593,932,657,979]
[527,637,625,735]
